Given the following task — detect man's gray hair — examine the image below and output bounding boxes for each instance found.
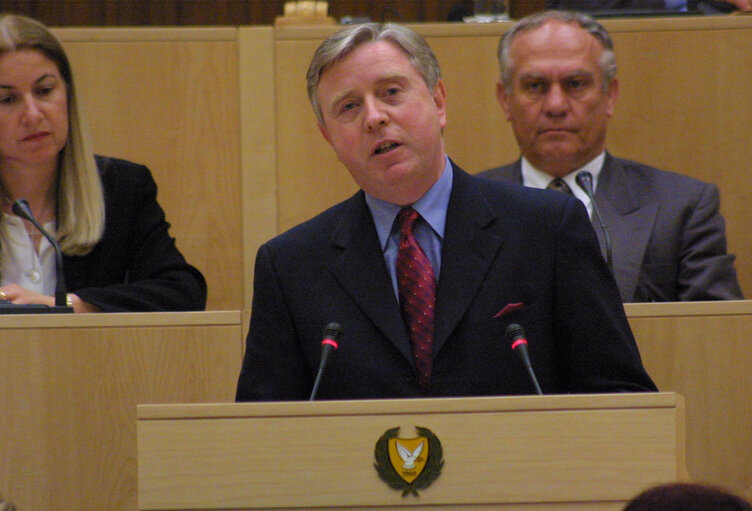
[306,22,442,124]
[498,10,616,91]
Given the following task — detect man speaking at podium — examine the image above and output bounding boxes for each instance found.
[236,23,656,401]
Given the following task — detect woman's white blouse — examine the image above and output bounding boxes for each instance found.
[0,212,57,295]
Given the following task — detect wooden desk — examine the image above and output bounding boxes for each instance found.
[2,302,751,508]
[626,301,752,500]
[0,312,243,511]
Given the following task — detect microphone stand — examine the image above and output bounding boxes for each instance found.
[575,171,613,272]
[3,199,74,313]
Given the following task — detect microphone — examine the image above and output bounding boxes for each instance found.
[11,199,73,312]
[575,171,613,272]
[309,322,343,401]
[505,323,543,395]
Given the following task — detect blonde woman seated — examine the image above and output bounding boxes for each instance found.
[0,14,206,312]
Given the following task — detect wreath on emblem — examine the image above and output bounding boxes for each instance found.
[373,426,444,497]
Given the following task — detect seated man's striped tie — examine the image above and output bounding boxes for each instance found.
[547,178,574,195]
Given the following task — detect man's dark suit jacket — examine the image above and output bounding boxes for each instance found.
[479,154,743,302]
[236,162,656,401]
[61,156,207,312]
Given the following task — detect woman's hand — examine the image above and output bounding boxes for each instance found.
[0,283,54,306]
[724,0,752,10]
[0,283,97,312]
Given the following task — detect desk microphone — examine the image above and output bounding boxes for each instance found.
[309,322,343,401]
[575,171,613,272]
[10,199,73,312]
[506,323,542,395]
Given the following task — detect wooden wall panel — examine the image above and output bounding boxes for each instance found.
[238,27,278,312]
[55,28,243,311]
[0,0,280,26]
[0,1,485,26]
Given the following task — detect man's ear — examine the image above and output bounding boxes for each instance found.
[318,121,331,145]
[432,79,448,129]
[605,78,619,118]
[496,80,512,121]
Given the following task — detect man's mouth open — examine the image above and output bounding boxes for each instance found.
[374,142,400,155]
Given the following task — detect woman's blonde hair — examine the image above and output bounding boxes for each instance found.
[0,13,104,255]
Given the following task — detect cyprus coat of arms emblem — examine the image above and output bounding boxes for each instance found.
[373,426,444,496]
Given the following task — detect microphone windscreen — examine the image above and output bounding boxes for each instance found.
[321,322,344,344]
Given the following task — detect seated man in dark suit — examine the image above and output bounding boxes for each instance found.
[236,22,655,402]
[479,11,743,303]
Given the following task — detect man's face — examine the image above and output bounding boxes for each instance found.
[498,20,618,177]
[316,40,447,206]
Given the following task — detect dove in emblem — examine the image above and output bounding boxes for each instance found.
[396,440,424,469]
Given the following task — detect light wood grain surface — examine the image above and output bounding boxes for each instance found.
[138,393,685,510]
[626,301,752,501]
[2,301,751,509]
[0,312,243,511]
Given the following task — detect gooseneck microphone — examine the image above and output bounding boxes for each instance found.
[575,171,613,272]
[12,199,72,311]
[505,323,543,395]
[309,322,344,401]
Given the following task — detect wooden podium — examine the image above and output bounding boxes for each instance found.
[137,392,687,510]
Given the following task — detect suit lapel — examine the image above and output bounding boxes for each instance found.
[595,154,659,301]
[328,193,414,363]
[433,166,503,354]
[490,156,659,302]
[494,161,523,184]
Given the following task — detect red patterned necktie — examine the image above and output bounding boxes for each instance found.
[396,207,436,390]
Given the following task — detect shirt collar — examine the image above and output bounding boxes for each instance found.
[365,156,453,251]
[520,152,605,214]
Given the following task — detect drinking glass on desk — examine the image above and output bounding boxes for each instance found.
[465,0,508,22]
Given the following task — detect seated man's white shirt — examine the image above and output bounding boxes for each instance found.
[520,152,606,219]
